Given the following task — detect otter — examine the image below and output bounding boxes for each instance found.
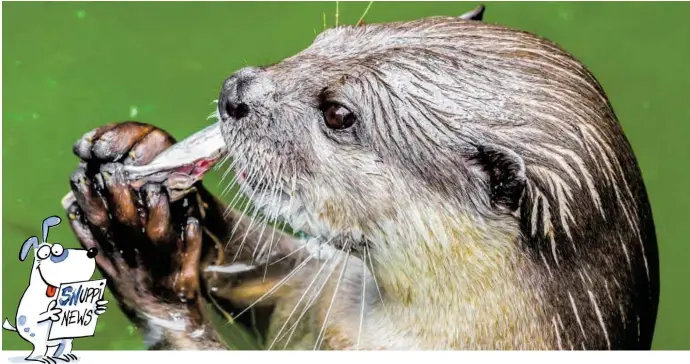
[63,5,659,350]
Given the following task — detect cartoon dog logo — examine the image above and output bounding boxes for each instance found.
[3,216,108,363]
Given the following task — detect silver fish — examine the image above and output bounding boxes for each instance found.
[61,122,227,209]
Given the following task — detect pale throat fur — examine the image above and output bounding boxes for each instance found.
[256,169,552,350]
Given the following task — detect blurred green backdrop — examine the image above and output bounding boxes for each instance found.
[2,1,689,350]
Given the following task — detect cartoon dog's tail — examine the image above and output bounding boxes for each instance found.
[3,318,17,331]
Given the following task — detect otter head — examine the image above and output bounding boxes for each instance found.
[214,8,658,349]
[216,11,646,273]
[217,15,540,251]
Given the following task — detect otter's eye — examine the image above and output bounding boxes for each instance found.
[51,244,64,257]
[323,103,356,130]
[37,245,51,260]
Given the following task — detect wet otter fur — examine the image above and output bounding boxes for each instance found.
[65,5,659,350]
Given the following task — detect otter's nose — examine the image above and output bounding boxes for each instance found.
[87,247,98,258]
[219,67,261,121]
[221,98,249,120]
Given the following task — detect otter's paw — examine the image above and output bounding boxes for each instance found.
[65,121,207,325]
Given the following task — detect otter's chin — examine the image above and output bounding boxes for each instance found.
[231,173,322,239]
[284,210,328,241]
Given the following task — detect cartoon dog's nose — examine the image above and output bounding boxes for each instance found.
[87,248,98,258]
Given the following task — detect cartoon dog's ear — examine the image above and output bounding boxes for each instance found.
[42,216,61,243]
[20,237,39,261]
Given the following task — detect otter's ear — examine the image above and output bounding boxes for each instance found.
[459,4,485,21]
[472,144,526,213]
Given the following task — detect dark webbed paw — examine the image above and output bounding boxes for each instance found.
[66,122,208,326]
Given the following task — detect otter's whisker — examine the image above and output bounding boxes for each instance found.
[233,172,272,262]
[223,189,248,239]
[281,249,345,349]
[268,253,336,350]
[220,169,241,199]
[365,244,390,321]
[258,171,287,264]
[356,246,367,350]
[276,160,298,234]
[271,237,333,265]
[262,220,282,279]
[356,1,373,27]
[217,154,237,178]
[222,152,255,211]
[314,242,351,350]
[216,155,233,175]
[269,243,307,266]
[227,165,269,245]
[263,161,296,278]
[223,168,251,216]
[231,254,314,321]
[272,235,335,267]
[244,180,273,249]
[217,159,240,198]
[253,164,283,262]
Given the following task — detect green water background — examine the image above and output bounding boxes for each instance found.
[2,1,689,350]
